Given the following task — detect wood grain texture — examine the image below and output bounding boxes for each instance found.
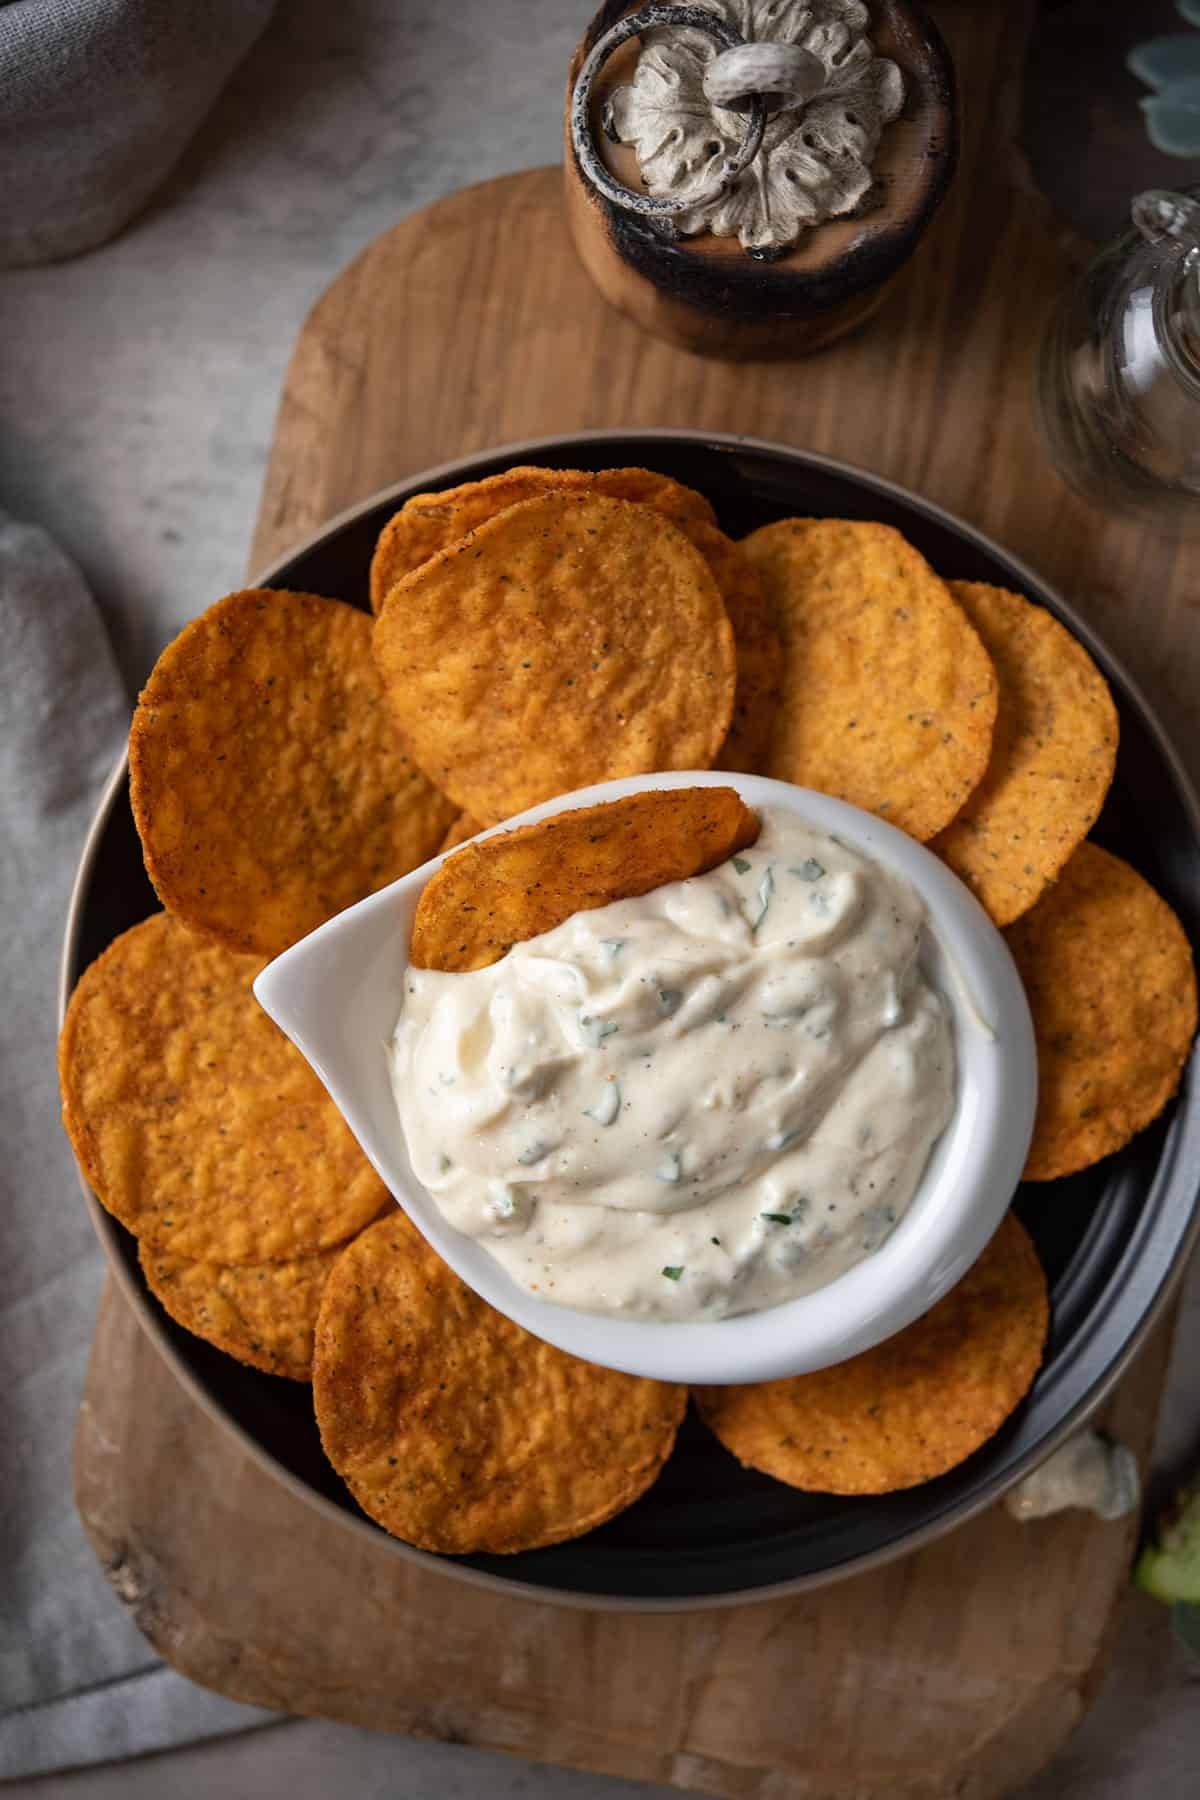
[76,1281,1174,1800]
[76,2,1199,1793]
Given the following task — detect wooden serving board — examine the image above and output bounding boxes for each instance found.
[76,4,1200,1795]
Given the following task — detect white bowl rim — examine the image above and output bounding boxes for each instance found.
[255,770,1037,1386]
[57,424,1200,1610]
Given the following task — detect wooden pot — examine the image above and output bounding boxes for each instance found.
[563,0,958,361]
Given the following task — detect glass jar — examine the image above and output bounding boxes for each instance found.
[1036,189,1200,533]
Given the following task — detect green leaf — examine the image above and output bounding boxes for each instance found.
[732,856,751,875]
[661,1265,684,1280]
[1134,1475,1200,1603]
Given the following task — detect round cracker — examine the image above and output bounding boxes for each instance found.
[930,583,1118,925]
[59,912,389,1262]
[741,519,998,841]
[682,521,782,775]
[369,465,716,612]
[697,1212,1047,1495]
[139,1240,345,1380]
[373,493,737,826]
[130,589,457,958]
[411,786,760,972]
[1005,842,1197,1181]
[312,1212,687,1553]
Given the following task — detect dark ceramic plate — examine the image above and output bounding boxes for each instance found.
[63,430,1200,1610]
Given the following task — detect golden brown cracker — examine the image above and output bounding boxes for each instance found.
[589,465,716,526]
[139,1240,347,1380]
[439,813,482,854]
[682,521,782,774]
[410,786,760,972]
[58,912,389,1261]
[697,1212,1047,1494]
[373,493,737,825]
[1006,842,1197,1180]
[312,1212,687,1553]
[930,583,1118,925]
[129,588,456,958]
[369,465,716,612]
[741,519,997,840]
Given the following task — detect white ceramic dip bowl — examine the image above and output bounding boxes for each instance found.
[254,772,1037,1386]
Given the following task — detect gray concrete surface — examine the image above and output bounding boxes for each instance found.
[3,0,1199,1794]
[13,1562,1200,1800]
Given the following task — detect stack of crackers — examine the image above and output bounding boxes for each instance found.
[58,462,1197,1555]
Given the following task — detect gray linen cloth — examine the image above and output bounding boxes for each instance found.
[0,516,274,1777]
[0,0,275,268]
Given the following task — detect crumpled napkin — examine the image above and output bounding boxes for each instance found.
[0,515,273,1776]
[0,0,275,268]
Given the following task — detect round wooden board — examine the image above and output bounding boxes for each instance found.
[75,3,1200,1791]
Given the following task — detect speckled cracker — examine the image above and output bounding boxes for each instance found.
[410,786,760,972]
[682,521,782,775]
[139,1239,348,1380]
[58,912,389,1262]
[741,519,998,841]
[373,493,737,825]
[369,465,716,612]
[129,588,456,958]
[696,1212,1048,1494]
[1006,842,1197,1180]
[312,1212,687,1553]
[930,583,1118,925]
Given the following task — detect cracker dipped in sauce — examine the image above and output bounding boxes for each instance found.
[410,786,760,971]
[393,790,955,1323]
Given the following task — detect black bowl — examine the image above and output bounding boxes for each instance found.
[62,429,1200,1610]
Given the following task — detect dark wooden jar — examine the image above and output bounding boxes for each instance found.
[564,1,957,361]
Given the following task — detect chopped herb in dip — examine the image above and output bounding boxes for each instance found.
[579,1012,619,1047]
[751,865,776,932]
[390,808,954,1323]
[655,1149,683,1184]
[583,1082,621,1127]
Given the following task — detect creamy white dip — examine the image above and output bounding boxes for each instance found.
[390,809,955,1321]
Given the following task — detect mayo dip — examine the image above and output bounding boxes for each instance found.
[389,808,955,1321]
